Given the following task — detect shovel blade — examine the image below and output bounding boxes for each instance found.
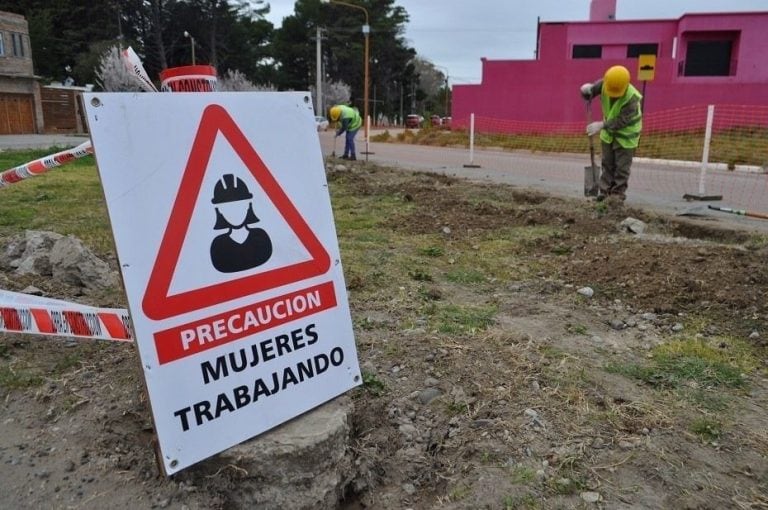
[584,165,600,197]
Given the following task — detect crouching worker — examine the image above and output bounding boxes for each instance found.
[329,104,362,161]
[580,65,643,202]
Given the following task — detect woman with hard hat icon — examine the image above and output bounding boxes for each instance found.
[209,173,272,273]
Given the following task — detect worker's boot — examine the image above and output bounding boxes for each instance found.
[350,155,357,161]
[340,155,349,160]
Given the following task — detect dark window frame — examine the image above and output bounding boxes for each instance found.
[572,44,602,59]
[684,40,733,77]
[627,43,659,58]
[11,32,24,57]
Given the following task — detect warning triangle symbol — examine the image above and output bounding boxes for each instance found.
[142,104,331,320]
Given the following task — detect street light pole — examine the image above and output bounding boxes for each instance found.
[183,31,196,65]
[321,0,370,159]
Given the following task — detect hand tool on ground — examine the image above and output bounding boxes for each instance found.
[708,205,768,220]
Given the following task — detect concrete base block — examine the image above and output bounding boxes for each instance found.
[211,396,354,509]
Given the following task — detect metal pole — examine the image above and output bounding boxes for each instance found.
[363,27,370,148]
[316,26,323,115]
[191,36,196,65]
[463,113,480,168]
[698,105,715,196]
[365,115,370,161]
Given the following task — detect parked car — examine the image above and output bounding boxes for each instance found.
[430,115,442,127]
[442,116,452,129]
[405,114,422,128]
[315,116,329,131]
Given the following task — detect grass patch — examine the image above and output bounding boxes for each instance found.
[565,323,589,336]
[445,268,485,284]
[361,371,386,396]
[690,417,724,442]
[605,337,753,389]
[510,466,536,484]
[502,494,538,509]
[418,246,444,257]
[0,365,43,390]
[0,150,111,254]
[448,484,471,501]
[428,303,496,334]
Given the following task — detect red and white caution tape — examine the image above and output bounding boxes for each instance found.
[0,290,133,342]
[0,141,94,188]
[122,46,158,92]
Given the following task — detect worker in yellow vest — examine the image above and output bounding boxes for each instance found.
[329,104,362,160]
[580,65,643,202]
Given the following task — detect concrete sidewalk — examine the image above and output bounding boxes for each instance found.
[0,134,89,150]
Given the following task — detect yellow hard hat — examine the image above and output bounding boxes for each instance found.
[603,65,630,98]
[329,106,342,121]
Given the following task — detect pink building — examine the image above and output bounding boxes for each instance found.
[451,0,768,128]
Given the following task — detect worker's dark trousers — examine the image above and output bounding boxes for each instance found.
[600,141,635,200]
[344,128,359,157]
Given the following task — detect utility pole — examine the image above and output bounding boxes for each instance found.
[315,26,323,116]
[399,82,404,125]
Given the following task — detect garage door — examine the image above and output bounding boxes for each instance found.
[0,93,36,134]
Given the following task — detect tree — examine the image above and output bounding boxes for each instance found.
[272,0,416,121]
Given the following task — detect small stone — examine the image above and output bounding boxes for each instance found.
[638,324,648,331]
[618,440,637,450]
[424,377,440,387]
[581,491,601,503]
[442,226,451,235]
[531,380,541,391]
[402,483,416,495]
[391,365,401,374]
[749,331,760,339]
[672,323,684,332]
[425,352,436,362]
[157,499,170,509]
[610,319,625,330]
[577,287,594,297]
[536,469,546,478]
[641,312,657,321]
[626,318,637,328]
[524,408,539,419]
[590,438,604,449]
[619,217,646,234]
[64,460,76,472]
[417,388,442,405]
[556,478,571,487]
[21,285,44,296]
[399,424,417,437]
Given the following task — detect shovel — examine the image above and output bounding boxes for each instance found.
[332,133,338,157]
[584,101,600,197]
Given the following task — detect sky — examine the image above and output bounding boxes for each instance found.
[263,0,767,85]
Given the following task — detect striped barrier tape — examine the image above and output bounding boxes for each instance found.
[0,141,94,188]
[0,290,133,342]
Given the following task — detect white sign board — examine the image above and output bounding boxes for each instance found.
[84,92,361,475]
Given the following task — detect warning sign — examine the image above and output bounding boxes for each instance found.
[84,92,361,475]
[637,54,656,82]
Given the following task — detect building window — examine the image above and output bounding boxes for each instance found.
[627,43,658,58]
[572,45,602,59]
[0,33,4,56]
[684,40,732,76]
[11,32,24,57]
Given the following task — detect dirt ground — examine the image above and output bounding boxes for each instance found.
[1,162,767,509]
